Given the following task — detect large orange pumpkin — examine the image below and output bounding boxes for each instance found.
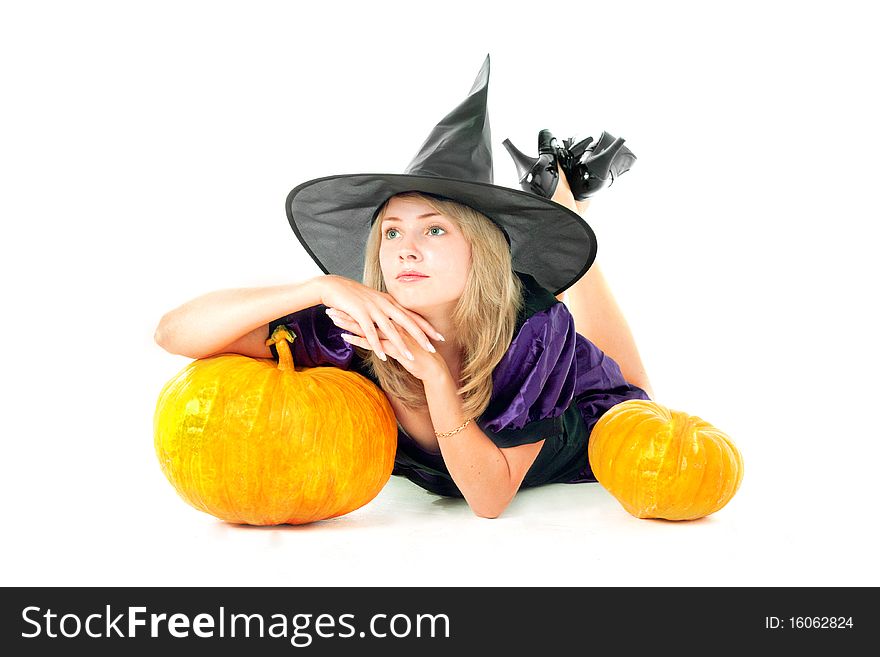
[588,399,743,520]
[154,326,397,525]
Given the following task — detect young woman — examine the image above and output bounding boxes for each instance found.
[155,55,653,518]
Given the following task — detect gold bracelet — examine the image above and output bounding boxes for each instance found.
[434,418,472,438]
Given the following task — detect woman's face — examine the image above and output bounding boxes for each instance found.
[378,196,472,313]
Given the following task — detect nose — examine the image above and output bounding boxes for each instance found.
[396,233,422,260]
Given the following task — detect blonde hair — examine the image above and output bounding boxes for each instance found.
[356,191,524,419]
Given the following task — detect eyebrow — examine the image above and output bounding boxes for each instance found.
[381,212,444,225]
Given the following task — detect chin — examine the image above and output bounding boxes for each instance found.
[389,289,432,310]
[387,288,418,306]
[394,296,427,311]
[388,279,460,312]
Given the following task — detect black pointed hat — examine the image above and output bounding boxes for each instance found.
[284,54,596,296]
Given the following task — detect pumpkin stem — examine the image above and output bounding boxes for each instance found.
[265,325,297,372]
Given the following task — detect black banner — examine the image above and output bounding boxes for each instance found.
[1,587,868,654]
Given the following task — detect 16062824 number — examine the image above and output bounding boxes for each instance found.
[790,617,854,629]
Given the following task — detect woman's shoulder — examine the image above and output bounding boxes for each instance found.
[512,270,563,334]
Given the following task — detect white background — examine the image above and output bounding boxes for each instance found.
[2,0,878,587]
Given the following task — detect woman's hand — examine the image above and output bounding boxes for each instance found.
[316,275,444,362]
[337,323,448,381]
[325,307,450,380]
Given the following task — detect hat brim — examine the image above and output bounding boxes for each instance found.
[285,173,596,296]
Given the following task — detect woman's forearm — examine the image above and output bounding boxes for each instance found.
[423,369,512,518]
[154,278,323,358]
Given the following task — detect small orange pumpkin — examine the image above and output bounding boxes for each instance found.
[588,399,743,520]
[154,325,397,525]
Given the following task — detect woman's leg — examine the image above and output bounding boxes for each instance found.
[558,257,654,398]
[551,184,655,398]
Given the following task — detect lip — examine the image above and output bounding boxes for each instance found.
[397,271,429,280]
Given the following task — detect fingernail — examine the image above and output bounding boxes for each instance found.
[325,308,335,315]
[379,351,387,361]
[437,334,446,342]
[406,350,414,361]
[426,343,436,353]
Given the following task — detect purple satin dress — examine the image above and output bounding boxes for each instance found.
[268,272,650,498]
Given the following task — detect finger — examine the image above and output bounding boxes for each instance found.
[327,309,393,341]
[340,333,368,348]
[373,314,415,361]
[341,333,405,365]
[349,307,386,361]
[326,308,354,322]
[385,305,443,351]
[325,310,366,337]
[341,333,386,358]
[405,312,446,345]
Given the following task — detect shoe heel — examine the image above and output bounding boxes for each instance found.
[502,137,560,199]
[585,137,627,180]
[567,135,594,160]
[613,145,637,178]
[590,130,617,153]
[502,138,540,183]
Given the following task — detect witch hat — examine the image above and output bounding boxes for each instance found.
[284,54,596,296]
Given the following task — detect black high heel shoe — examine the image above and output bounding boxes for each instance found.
[503,129,637,200]
[561,131,637,200]
[502,129,562,198]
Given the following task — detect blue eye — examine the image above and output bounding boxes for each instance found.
[384,226,446,239]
